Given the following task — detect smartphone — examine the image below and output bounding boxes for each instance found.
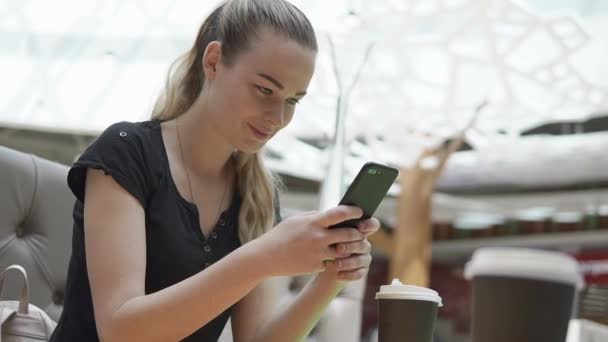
[329,162,399,229]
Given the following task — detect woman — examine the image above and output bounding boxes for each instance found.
[50,0,379,341]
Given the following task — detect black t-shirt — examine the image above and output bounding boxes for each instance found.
[50,120,246,342]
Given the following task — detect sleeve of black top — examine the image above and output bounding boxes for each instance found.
[67,122,152,208]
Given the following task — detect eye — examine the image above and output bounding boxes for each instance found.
[286,98,300,106]
[256,85,273,95]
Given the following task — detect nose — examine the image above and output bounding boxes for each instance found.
[265,102,284,127]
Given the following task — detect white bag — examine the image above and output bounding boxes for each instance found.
[0,265,56,341]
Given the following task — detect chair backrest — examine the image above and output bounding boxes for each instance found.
[0,146,74,322]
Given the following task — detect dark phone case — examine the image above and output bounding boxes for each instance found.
[329,162,399,228]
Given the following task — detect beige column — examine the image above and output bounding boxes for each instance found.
[378,102,484,286]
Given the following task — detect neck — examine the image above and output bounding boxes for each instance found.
[175,103,235,179]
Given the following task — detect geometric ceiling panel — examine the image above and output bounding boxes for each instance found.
[2,0,608,186]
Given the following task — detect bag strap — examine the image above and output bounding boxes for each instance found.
[0,265,30,314]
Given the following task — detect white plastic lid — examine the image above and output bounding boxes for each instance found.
[464,247,584,289]
[375,279,443,306]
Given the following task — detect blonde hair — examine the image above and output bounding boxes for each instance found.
[151,0,317,243]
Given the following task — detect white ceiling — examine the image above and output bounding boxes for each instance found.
[1,0,608,188]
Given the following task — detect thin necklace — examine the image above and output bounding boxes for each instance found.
[175,117,230,234]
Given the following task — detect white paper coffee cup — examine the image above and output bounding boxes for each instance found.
[376,279,443,342]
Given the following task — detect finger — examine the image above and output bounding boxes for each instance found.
[337,267,368,281]
[323,259,339,272]
[325,227,365,245]
[335,254,372,271]
[324,245,343,261]
[314,205,363,227]
[323,243,361,261]
[320,259,332,272]
[336,239,372,256]
[357,217,381,236]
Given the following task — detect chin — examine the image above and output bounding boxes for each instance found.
[235,142,265,155]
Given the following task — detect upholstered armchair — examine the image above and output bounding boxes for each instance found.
[0,145,73,322]
[0,145,365,341]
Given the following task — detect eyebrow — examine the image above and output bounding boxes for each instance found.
[257,73,307,96]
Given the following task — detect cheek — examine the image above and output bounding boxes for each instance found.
[282,108,295,127]
[218,84,255,121]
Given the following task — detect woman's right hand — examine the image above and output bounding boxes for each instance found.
[249,205,366,277]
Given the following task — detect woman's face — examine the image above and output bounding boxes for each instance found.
[204,27,316,153]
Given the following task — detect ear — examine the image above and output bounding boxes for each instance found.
[202,41,222,80]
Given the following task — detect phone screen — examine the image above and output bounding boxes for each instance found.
[330,162,399,228]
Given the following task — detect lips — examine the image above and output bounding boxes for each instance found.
[247,123,272,140]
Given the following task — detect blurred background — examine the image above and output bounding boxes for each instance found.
[1,0,608,341]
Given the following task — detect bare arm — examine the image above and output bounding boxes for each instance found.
[230,278,282,341]
[232,273,343,342]
[84,169,268,342]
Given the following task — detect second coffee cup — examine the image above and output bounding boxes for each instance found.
[464,247,584,342]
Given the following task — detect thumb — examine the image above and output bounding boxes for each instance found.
[299,210,319,216]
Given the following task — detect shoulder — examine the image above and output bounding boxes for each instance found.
[68,120,162,205]
[104,120,158,135]
[98,120,158,147]
[84,120,161,162]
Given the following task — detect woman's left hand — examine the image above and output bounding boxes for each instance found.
[324,217,380,282]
